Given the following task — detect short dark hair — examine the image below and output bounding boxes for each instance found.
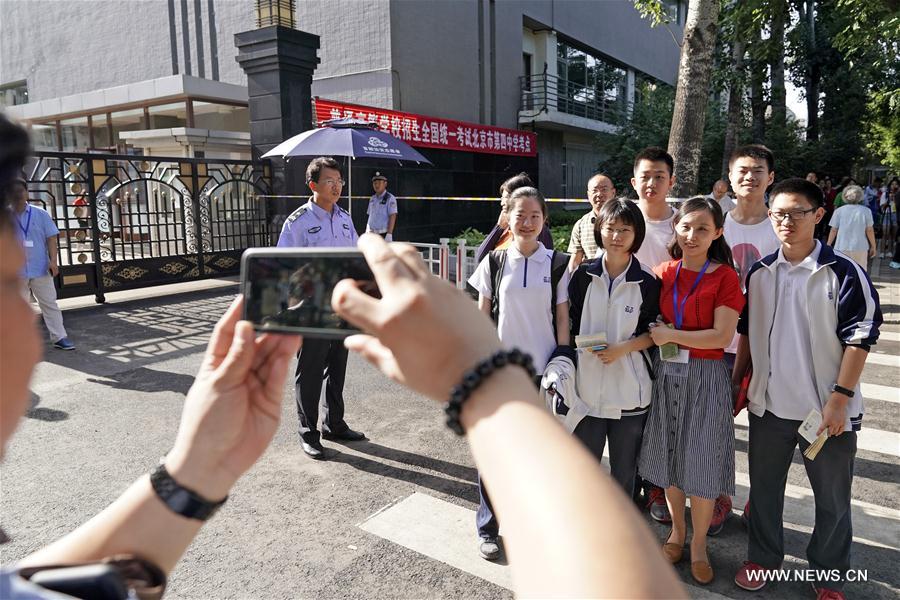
[769,177,825,209]
[306,157,342,184]
[667,196,733,266]
[500,172,534,196]
[633,147,674,176]
[507,186,547,219]
[594,198,646,254]
[728,144,774,172]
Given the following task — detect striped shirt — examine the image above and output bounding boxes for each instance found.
[567,211,600,260]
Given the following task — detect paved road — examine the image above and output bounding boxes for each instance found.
[2,260,898,599]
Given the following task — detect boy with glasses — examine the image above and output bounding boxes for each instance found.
[733,178,882,600]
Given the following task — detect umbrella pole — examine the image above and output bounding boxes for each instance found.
[348,157,353,218]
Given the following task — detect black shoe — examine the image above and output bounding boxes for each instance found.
[322,428,366,442]
[301,440,326,460]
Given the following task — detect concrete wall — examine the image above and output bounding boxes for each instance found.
[298,0,394,109]
[0,0,254,102]
[518,0,681,85]
[389,0,482,123]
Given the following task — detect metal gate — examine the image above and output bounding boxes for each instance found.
[23,151,271,302]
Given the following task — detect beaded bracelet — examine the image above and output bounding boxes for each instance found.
[444,348,537,435]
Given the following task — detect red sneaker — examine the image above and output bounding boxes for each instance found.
[646,486,671,523]
[734,561,771,591]
[812,585,846,600]
[708,494,732,536]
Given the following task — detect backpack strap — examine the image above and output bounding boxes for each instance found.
[549,250,570,333]
[488,249,506,324]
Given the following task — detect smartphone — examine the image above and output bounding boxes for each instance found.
[241,248,379,338]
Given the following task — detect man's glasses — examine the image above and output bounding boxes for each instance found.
[318,178,345,187]
[768,208,817,223]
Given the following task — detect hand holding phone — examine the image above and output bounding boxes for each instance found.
[241,248,379,338]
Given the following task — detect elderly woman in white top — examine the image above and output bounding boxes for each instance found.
[827,184,876,270]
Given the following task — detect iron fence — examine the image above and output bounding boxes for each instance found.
[22,151,271,302]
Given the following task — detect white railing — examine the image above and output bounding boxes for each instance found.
[407,238,479,289]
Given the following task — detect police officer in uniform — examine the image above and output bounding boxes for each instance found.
[365,172,398,241]
[277,157,365,459]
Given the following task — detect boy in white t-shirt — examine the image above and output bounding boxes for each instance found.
[711,144,781,536]
[631,147,676,271]
[629,147,675,525]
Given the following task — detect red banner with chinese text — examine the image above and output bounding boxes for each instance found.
[313,98,537,157]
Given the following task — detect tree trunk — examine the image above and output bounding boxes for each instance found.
[667,0,721,198]
[749,26,767,143]
[804,0,820,141]
[769,0,788,129]
[721,39,745,178]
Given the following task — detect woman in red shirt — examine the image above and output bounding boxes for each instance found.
[638,196,745,585]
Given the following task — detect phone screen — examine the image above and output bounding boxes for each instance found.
[241,249,378,338]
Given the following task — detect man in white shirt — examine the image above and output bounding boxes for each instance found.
[725,145,780,294]
[366,172,398,241]
[631,147,676,270]
[628,147,676,525]
[708,179,736,213]
[714,144,780,536]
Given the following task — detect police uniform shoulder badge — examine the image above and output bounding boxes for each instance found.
[286,207,307,224]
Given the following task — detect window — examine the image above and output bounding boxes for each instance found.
[556,40,627,124]
[523,53,532,89]
[0,80,28,107]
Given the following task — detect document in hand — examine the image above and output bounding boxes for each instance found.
[799,409,829,460]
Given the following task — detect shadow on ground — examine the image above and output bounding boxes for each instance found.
[37,288,235,380]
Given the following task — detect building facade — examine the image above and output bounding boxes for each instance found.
[2,0,683,200]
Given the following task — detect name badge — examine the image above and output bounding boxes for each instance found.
[307,226,321,234]
[24,240,34,248]
[662,348,689,364]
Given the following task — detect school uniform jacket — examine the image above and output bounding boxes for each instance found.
[568,256,661,421]
[738,243,882,431]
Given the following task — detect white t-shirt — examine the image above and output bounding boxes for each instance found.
[723,212,780,354]
[829,204,873,252]
[765,243,822,420]
[708,193,736,213]
[468,243,570,372]
[634,205,674,270]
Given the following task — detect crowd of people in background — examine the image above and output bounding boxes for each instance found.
[465,144,883,599]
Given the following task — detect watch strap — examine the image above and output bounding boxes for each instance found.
[830,383,855,398]
[149,463,227,521]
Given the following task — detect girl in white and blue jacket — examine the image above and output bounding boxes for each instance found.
[566,198,660,499]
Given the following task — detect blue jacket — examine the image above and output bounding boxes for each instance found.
[738,243,882,431]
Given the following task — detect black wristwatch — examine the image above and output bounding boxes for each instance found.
[149,462,227,521]
[830,383,855,398]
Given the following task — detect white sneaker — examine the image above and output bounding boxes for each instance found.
[478,537,501,561]
[890,261,900,269]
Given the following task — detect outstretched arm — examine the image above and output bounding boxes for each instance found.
[20,298,300,573]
